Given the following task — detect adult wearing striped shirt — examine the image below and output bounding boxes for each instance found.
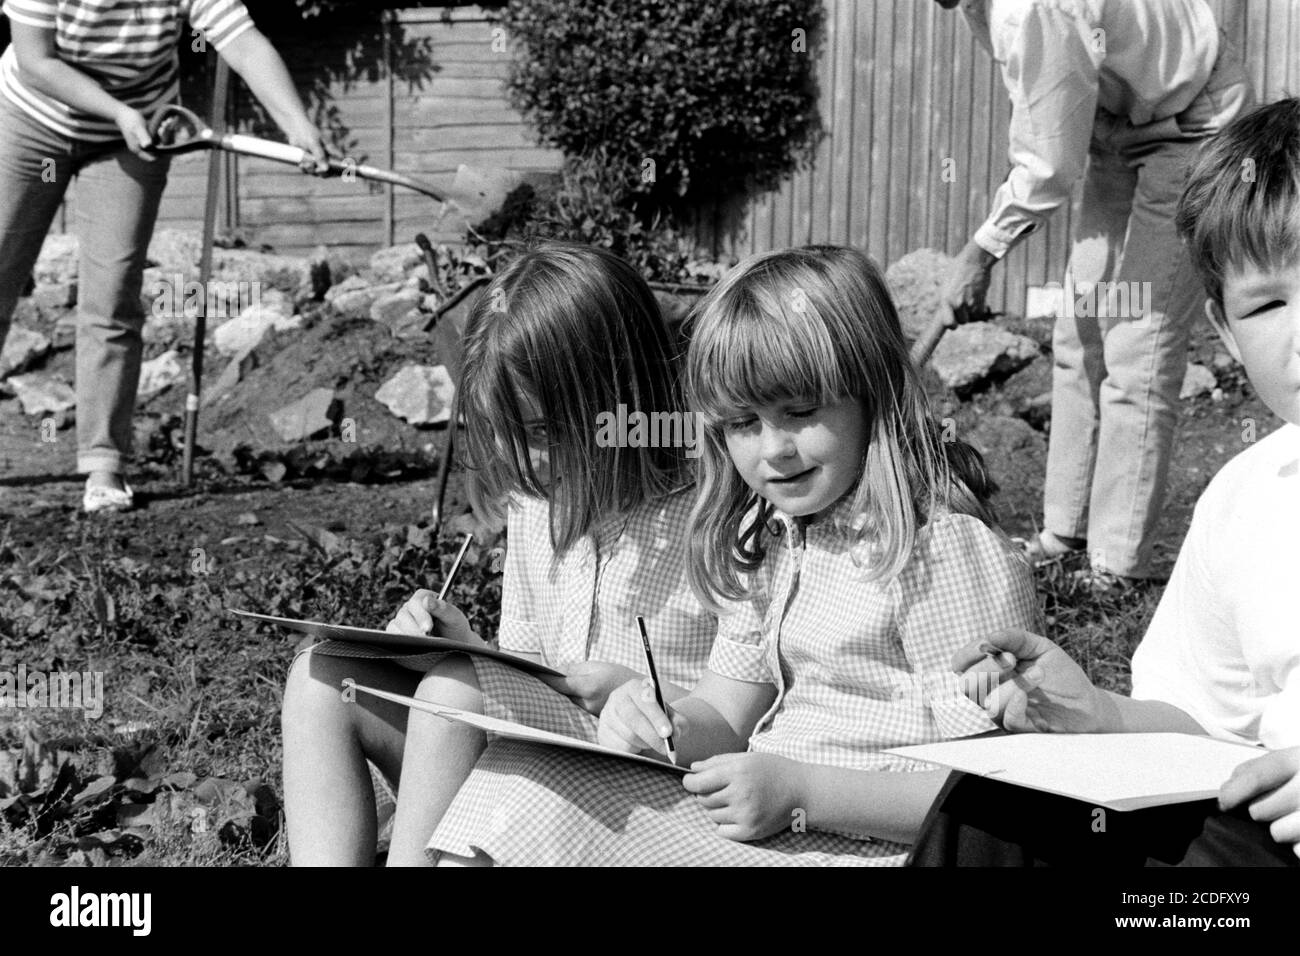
[0,0,326,512]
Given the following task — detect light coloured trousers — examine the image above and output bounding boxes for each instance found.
[0,94,170,476]
[1044,43,1248,578]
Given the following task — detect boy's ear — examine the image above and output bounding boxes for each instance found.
[1205,298,1242,364]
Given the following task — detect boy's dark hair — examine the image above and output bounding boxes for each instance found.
[1176,97,1300,305]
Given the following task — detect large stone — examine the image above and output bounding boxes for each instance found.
[204,347,259,407]
[370,289,425,338]
[34,234,79,285]
[212,290,300,355]
[8,373,75,416]
[31,280,76,310]
[886,248,959,341]
[326,277,404,321]
[0,325,52,378]
[930,322,1041,392]
[137,349,186,397]
[368,243,424,284]
[268,387,339,442]
[374,364,455,426]
[1180,362,1217,400]
[146,229,311,302]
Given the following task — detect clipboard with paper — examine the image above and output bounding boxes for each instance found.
[885,732,1262,811]
[230,608,564,678]
[350,683,689,775]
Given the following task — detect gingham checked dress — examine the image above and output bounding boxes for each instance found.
[308,487,717,822]
[456,486,719,740]
[428,500,1045,866]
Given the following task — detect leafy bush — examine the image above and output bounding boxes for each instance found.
[499,0,823,206]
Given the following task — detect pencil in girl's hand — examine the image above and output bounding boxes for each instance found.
[637,615,677,765]
[437,532,474,602]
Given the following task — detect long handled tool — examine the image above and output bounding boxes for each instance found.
[148,103,447,200]
[146,104,516,214]
[910,301,958,368]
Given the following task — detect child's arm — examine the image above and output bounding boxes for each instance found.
[541,662,690,716]
[955,628,1206,735]
[684,755,951,845]
[598,670,777,765]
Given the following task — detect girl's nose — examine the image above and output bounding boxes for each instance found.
[759,424,797,460]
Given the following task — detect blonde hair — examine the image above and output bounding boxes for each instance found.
[458,241,690,553]
[684,245,998,607]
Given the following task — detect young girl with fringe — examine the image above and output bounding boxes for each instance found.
[425,245,1044,865]
[280,242,716,865]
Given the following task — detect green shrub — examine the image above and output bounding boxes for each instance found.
[499,0,823,207]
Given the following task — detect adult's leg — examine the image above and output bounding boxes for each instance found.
[281,652,419,866]
[1043,137,1136,545]
[71,144,170,477]
[1085,133,1202,577]
[0,98,74,348]
[385,654,488,867]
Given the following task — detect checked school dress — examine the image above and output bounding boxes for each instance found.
[456,485,718,741]
[311,486,718,806]
[428,501,1045,866]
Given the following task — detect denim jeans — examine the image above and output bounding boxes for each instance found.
[0,94,170,476]
[1043,31,1249,577]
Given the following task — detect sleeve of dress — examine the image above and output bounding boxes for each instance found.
[893,514,1045,740]
[3,0,57,29]
[973,2,1102,258]
[187,0,257,51]
[496,499,543,656]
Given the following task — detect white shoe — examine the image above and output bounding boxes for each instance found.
[83,480,134,513]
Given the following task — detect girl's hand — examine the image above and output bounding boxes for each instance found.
[385,589,476,644]
[285,119,329,174]
[952,628,1114,734]
[114,106,155,161]
[1218,747,1300,859]
[597,677,687,756]
[540,661,640,715]
[684,752,807,842]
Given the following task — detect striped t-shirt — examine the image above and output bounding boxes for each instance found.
[1,0,254,141]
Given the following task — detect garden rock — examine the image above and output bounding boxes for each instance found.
[326,277,403,321]
[268,388,339,442]
[368,243,423,284]
[32,281,76,310]
[8,373,75,416]
[886,249,969,341]
[0,325,51,378]
[204,347,259,408]
[370,289,425,338]
[35,234,79,285]
[137,350,185,397]
[930,322,1040,392]
[212,290,299,355]
[374,364,454,426]
[1180,363,1217,400]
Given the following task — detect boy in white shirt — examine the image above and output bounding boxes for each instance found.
[911,97,1300,866]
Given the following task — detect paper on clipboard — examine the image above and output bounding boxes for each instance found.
[885,732,1262,811]
[229,608,564,677]
[351,683,689,775]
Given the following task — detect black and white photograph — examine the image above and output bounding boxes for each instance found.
[0,0,1296,927]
